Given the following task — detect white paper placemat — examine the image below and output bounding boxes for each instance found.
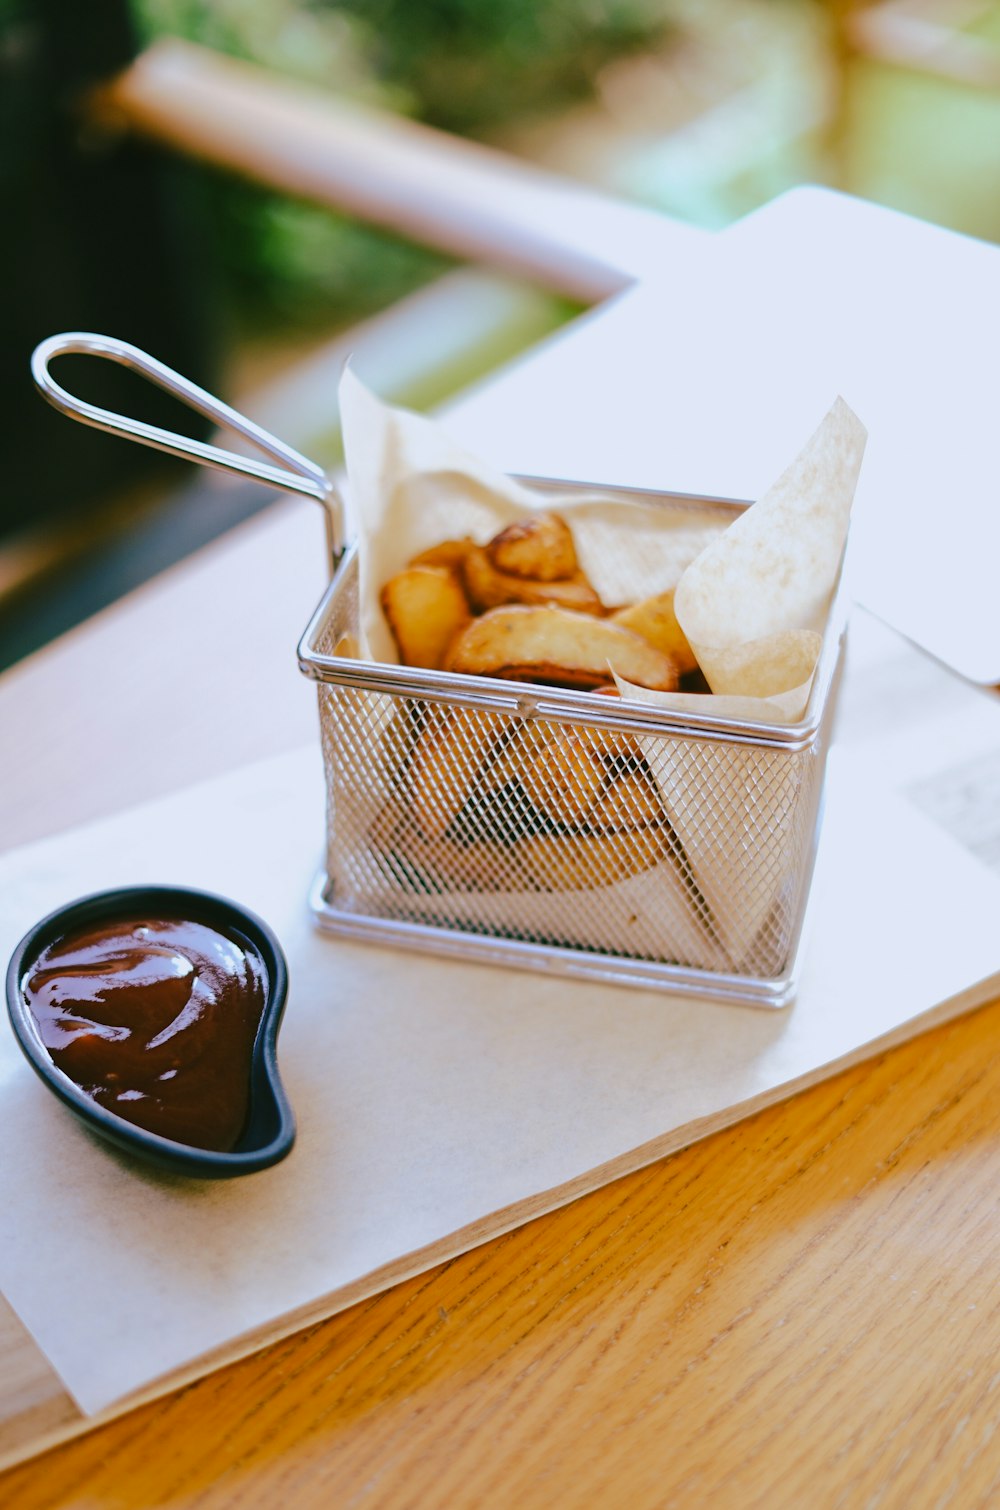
[2,613,1000,1416]
[443,189,1000,682]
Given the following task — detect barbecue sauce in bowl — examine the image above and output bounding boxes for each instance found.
[7,886,294,1176]
[21,916,267,1152]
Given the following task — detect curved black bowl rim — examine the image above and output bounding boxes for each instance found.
[5,885,295,1179]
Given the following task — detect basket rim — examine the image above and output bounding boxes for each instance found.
[297,479,849,753]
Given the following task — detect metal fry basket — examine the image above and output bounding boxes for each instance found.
[299,481,846,1009]
[32,336,845,1009]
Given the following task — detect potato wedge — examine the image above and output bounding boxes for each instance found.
[407,706,503,839]
[445,605,679,691]
[556,685,648,766]
[371,809,519,887]
[518,826,674,890]
[486,512,577,581]
[591,769,667,832]
[522,731,607,827]
[380,565,471,669]
[448,720,556,843]
[408,536,476,571]
[577,687,645,764]
[372,810,523,894]
[462,545,603,617]
[611,590,699,676]
[476,719,554,795]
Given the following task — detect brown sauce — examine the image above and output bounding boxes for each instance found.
[22,917,267,1151]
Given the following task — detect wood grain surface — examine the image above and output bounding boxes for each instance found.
[3,992,1000,1509]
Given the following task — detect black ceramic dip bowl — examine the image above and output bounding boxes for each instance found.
[5,885,294,1178]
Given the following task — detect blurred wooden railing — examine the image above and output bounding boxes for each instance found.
[94,39,706,305]
[2,36,710,666]
[846,1,1000,91]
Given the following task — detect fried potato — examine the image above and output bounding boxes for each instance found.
[377,705,423,791]
[611,590,699,676]
[408,536,476,571]
[368,787,410,855]
[518,826,674,890]
[486,512,577,581]
[380,565,471,669]
[462,545,603,617]
[445,605,679,692]
[591,769,667,831]
[522,731,607,827]
[558,685,649,766]
[371,810,522,894]
[578,687,645,764]
[477,718,554,790]
[407,707,503,839]
[447,720,557,843]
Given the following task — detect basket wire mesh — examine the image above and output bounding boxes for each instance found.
[301,491,843,1008]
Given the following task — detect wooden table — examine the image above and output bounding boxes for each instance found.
[4,191,1000,1507]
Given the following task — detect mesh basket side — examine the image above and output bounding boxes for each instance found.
[316,680,828,982]
[305,515,836,989]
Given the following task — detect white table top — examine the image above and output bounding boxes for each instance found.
[444,186,1000,684]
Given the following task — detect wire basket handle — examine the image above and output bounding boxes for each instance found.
[32,332,345,564]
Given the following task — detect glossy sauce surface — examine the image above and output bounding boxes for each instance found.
[22,917,267,1151]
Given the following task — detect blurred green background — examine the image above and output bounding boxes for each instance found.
[124,0,1000,339]
[129,0,675,338]
[3,0,1000,664]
